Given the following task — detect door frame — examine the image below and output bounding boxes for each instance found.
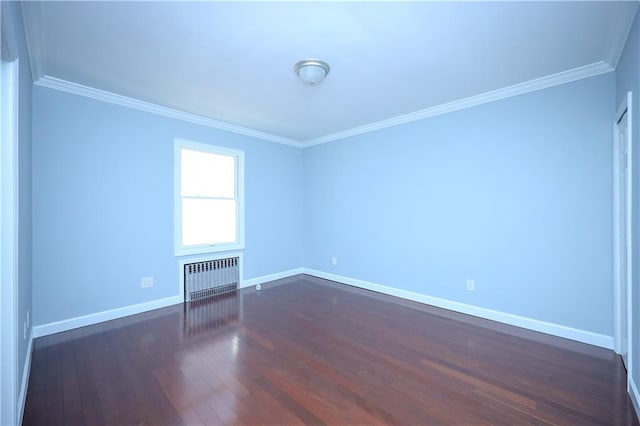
[613,91,633,388]
[0,57,19,425]
[0,3,20,420]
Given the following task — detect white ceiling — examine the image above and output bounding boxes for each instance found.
[21,1,638,145]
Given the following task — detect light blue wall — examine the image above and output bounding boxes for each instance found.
[2,0,33,406]
[32,87,303,326]
[303,73,615,335]
[28,19,625,349]
[616,8,640,392]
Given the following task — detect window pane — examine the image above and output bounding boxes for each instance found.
[182,198,237,246]
[181,148,235,198]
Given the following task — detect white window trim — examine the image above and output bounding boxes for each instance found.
[174,138,245,256]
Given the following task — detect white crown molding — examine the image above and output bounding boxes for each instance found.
[303,61,614,147]
[20,1,45,81]
[604,2,639,69]
[35,75,303,147]
[302,268,615,350]
[36,60,612,149]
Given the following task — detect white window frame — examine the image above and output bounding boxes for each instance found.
[174,138,245,256]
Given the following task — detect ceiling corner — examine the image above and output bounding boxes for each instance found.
[20,1,45,82]
[1,2,19,61]
[604,2,639,69]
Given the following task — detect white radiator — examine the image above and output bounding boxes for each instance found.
[183,256,239,302]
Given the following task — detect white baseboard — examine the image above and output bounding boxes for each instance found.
[630,376,640,421]
[241,268,304,288]
[32,268,304,338]
[18,330,33,425]
[32,295,182,338]
[302,268,614,350]
[31,266,612,350]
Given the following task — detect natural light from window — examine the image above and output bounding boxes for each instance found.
[175,140,244,255]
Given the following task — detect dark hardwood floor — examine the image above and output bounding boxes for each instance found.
[23,275,638,425]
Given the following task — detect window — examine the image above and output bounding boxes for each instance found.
[174,139,244,256]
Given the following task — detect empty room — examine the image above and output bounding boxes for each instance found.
[2,0,640,424]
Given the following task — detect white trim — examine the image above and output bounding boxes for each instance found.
[304,62,614,146]
[18,1,44,80]
[178,252,245,301]
[302,269,614,350]
[241,268,303,289]
[613,91,633,371]
[33,266,301,337]
[34,75,302,147]
[630,377,640,422]
[628,92,635,390]
[33,63,613,148]
[17,330,32,426]
[0,58,19,426]
[604,2,640,69]
[174,138,245,256]
[613,118,622,354]
[32,295,182,338]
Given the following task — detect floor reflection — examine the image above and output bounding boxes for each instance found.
[25,276,637,425]
[182,290,241,337]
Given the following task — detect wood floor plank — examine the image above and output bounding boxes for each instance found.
[23,276,639,425]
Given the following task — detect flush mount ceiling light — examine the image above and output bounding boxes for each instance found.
[294,59,330,86]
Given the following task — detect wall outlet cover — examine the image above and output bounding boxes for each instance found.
[141,276,154,288]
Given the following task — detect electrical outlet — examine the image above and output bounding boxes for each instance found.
[331,256,338,266]
[141,276,154,288]
[466,279,476,292]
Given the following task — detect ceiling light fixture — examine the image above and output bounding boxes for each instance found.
[294,59,330,86]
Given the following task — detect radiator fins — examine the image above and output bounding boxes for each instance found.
[184,257,239,302]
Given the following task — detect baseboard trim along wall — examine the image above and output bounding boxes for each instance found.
[630,378,640,422]
[302,268,614,350]
[32,295,182,338]
[241,268,304,288]
[18,330,34,425]
[32,268,304,338]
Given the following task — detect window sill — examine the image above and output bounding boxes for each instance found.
[174,243,245,257]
